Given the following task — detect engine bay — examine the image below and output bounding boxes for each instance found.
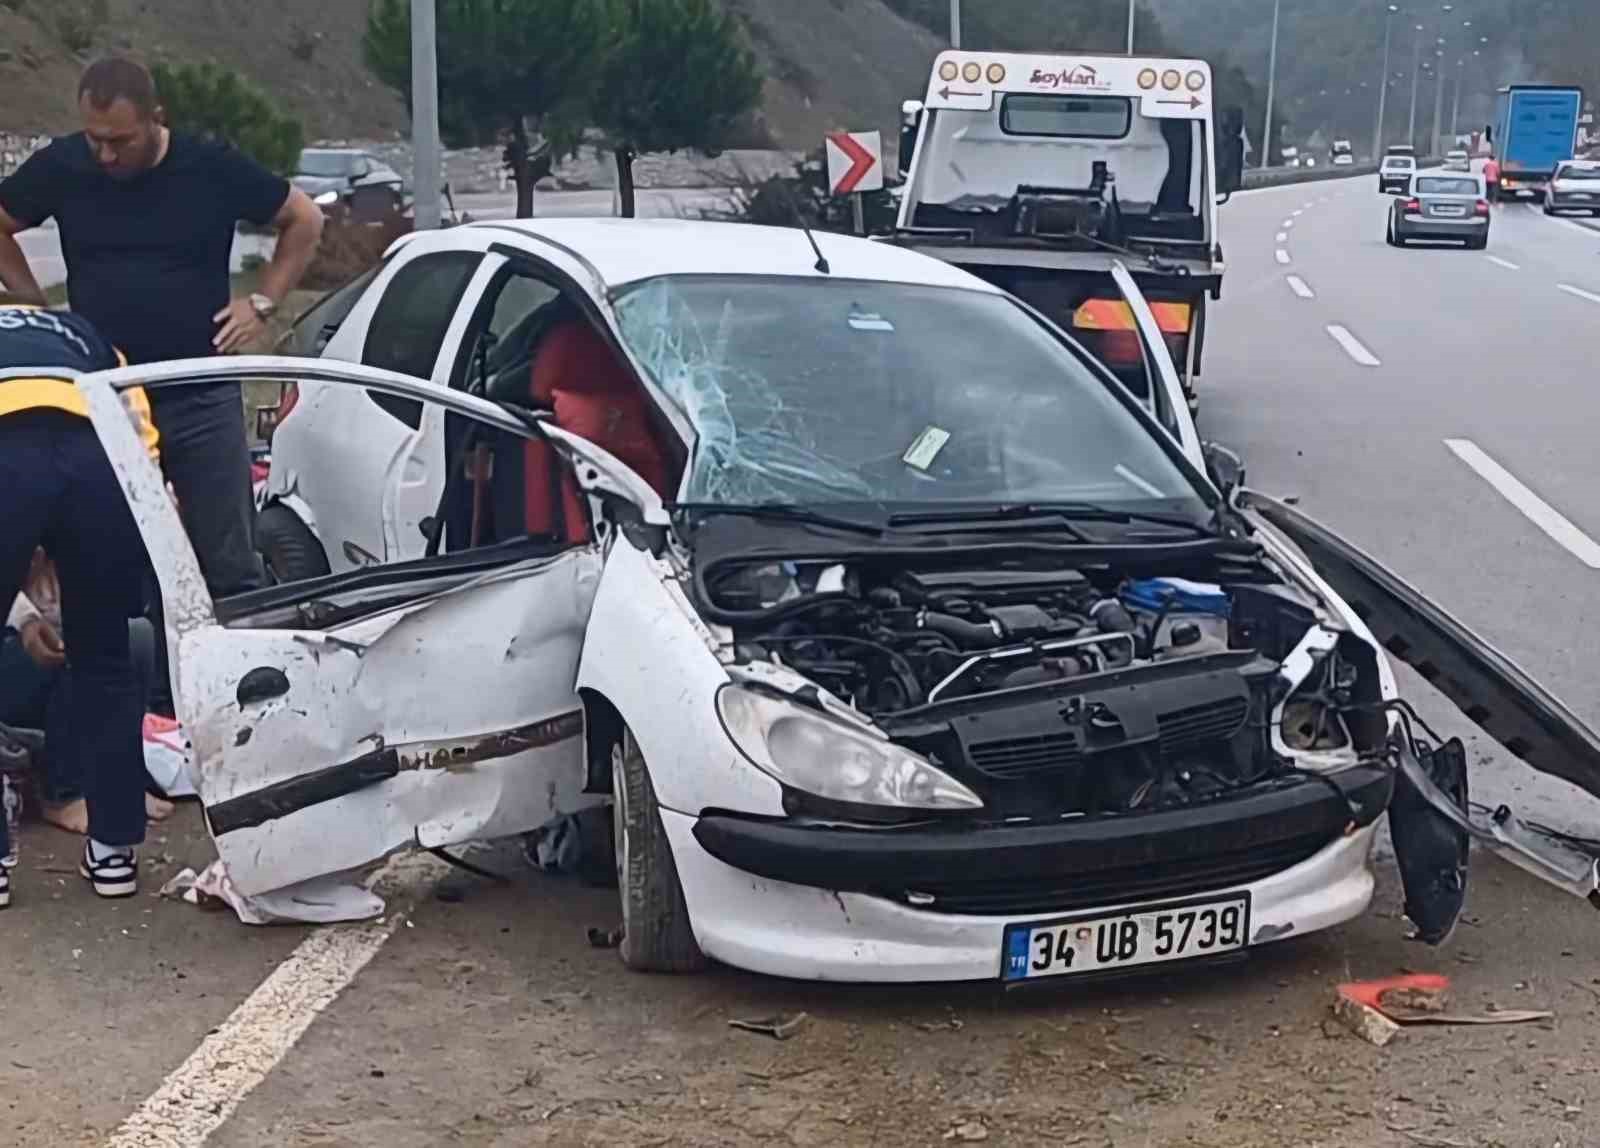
[701,554,1384,819]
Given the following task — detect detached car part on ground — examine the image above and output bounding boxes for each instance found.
[79,221,1600,984]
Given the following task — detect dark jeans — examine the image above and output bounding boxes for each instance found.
[148,385,265,598]
[0,619,155,804]
[0,411,148,859]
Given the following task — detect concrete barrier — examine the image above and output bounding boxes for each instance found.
[1241,163,1378,189]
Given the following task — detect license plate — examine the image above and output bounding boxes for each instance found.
[1433,205,1466,216]
[1001,893,1251,982]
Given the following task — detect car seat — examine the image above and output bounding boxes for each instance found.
[518,305,674,545]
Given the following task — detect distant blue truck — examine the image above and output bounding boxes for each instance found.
[1492,84,1584,198]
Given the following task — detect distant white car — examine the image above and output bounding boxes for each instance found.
[72,218,1600,983]
[1444,150,1472,172]
[1379,153,1416,195]
[1544,159,1600,216]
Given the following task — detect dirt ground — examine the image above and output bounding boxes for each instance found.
[4,800,1596,1148]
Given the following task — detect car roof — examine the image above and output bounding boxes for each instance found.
[1559,159,1600,169]
[468,218,1003,293]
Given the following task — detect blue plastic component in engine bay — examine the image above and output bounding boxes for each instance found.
[1121,577,1230,617]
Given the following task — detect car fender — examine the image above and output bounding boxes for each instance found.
[577,530,785,818]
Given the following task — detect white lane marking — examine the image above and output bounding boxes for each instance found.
[1293,209,1305,217]
[1536,208,1600,239]
[106,856,438,1148]
[1275,231,1289,242]
[1275,249,1291,265]
[1445,439,1600,568]
[1485,255,1521,270]
[1557,283,1600,304]
[1325,324,1380,366]
[1286,275,1315,298]
[1282,219,1295,229]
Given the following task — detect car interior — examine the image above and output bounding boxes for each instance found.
[435,269,683,554]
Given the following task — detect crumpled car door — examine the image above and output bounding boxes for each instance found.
[79,356,608,896]
[1242,490,1600,913]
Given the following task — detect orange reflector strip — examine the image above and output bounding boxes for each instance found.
[1073,299,1192,334]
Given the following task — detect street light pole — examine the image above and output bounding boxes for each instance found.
[1127,0,1137,54]
[1407,23,1423,147]
[1261,0,1281,168]
[1431,46,1447,153]
[949,0,961,47]
[1374,4,1397,159]
[1451,57,1464,137]
[410,0,441,230]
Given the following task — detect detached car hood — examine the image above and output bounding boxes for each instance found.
[1243,491,1600,801]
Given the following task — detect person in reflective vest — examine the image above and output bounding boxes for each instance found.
[0,298,154,906]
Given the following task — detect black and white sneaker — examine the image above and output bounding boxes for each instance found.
[80,841,138,898]
[0,866,10,908]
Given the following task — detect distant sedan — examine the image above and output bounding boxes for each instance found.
[1544,159,1600,216]
[1387,172,1490,249]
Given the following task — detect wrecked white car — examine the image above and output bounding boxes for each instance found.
[80,220,1599,983]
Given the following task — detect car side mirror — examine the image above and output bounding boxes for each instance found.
[1202,441,1246,499]
[899,99,924,179]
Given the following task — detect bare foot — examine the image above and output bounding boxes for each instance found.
[145,792,175,823]
[42,798,89,835]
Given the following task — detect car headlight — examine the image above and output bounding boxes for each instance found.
[716,685,983,811]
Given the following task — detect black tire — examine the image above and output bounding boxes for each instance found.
[1386,216,1401,247]
[1544,203,1557,216]
[1468,235,1488,250]
[612,728,705,973]
[256,504,330,584]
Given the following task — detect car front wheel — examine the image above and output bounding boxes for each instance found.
[613,728,705,973]
[256,504,330,584]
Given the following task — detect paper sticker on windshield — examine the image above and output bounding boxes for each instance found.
[902,426,951,471]
[848,309,895,332]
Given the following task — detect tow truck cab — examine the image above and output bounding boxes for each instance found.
[889,52,1245,412]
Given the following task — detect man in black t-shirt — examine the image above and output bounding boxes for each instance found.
[0,57,324,598]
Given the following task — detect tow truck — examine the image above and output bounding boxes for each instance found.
[888,51,1245,415]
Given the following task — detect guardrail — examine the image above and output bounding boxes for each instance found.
[1241,163,1379,189]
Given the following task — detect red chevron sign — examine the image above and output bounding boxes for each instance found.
[825,131,883,196]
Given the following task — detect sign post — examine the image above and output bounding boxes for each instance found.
[824,130,884,236]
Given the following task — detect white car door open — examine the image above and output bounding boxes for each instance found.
[80,356,607,896]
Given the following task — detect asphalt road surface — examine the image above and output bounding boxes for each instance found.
[4,174,1599,1148]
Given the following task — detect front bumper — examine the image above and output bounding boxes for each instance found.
[671,767,1391,981]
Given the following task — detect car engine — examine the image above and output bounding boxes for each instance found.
[703,556,1380,818]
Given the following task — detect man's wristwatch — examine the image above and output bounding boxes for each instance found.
[248,293,278,320]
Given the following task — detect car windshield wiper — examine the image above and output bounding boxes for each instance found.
[886,502,1212,536]
[668,502,886,537]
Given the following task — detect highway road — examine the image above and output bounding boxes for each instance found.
[1206,173,1600,841]
[6,172,1600,1148]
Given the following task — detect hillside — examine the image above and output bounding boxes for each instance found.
[0,0,944,150]
[1149,0,1597,151]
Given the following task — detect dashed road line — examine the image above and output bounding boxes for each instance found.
[1444,439,1600,568]
[1557,283,1600,305]
[1286,275,1315,298]
[1276,231,1289,242]
[1282,219,1296,229]
[1485,255,1521,271]
[1293,209,1305,217]
[1275,249,1292,265]
[1325,324,1380,366]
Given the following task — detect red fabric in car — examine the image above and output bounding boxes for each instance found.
[521,317,671,544]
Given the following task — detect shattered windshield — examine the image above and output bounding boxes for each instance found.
[613,275,1205,513]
